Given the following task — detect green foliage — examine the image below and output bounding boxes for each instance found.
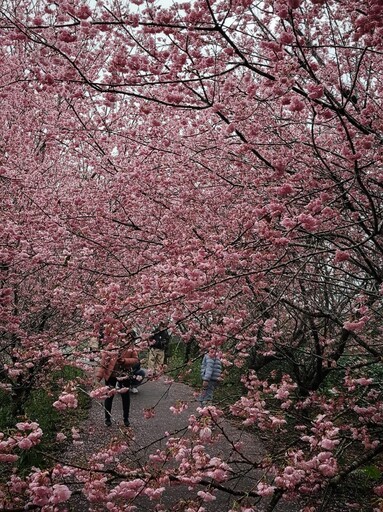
[19,391,60,473]
[359,465,382,481]
[214,363,245,407]
[0,365,91,476]
[364,361,383,382]
[51,365,92,412]
[167,341,202,387]
[330,466,382,512]
[25,388,61,440]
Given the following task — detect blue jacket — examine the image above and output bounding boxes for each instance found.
[201,354,222,382]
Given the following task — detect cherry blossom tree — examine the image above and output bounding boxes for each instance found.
[1,0,383,510]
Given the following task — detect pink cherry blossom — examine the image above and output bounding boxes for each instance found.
[143,408,156,419]
[199,427,212,442]
[50,484,72,504]
[1,0,383,509]
[17,438,33,450]
[197,490,216,502]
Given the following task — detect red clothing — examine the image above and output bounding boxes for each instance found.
[96,347,138,382]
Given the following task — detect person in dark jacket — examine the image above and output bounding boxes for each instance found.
[96,330,139,427]
[199,350,222,406]
[147,322,170,372]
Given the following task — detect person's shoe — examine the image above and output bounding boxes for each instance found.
[104,419,112,427]
[131,387,138,394]
[123,420,130,427]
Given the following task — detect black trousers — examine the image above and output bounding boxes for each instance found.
[104,377,130,423]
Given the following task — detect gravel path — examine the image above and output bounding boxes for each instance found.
[64,378,299,511]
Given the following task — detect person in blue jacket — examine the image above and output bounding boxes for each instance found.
[199,350,222,406]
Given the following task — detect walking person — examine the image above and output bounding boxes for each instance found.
[147,321,170,373]
[199,350,222,406]
[96,329,139,427]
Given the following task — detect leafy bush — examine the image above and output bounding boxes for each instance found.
[167,341,202,387]
[0,365,91,476]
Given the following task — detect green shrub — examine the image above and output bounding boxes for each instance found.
[167,342,202,387]
[214,363,244,407]
[0,365,91,476]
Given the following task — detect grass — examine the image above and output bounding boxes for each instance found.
[167,341,202,387]
[0,365,91,477]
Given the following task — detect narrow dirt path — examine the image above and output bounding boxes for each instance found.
[64,378,299,511]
